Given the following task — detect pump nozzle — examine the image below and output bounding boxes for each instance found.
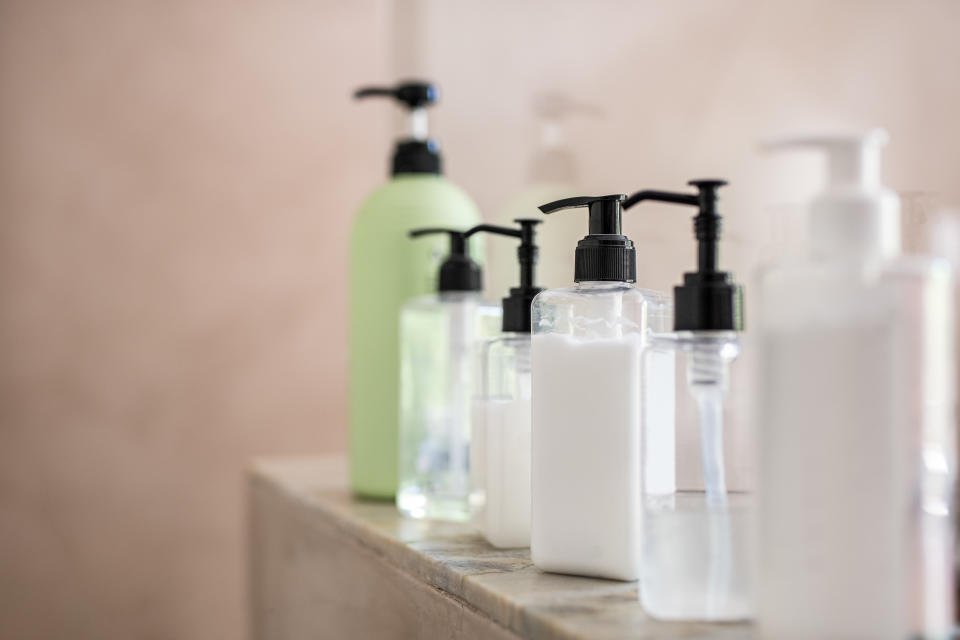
[466,220,542,332]
[763,128,900,259]
[539,194,634,282]
[624,180,743,331]
[354,82,437,110]
[355,80,441,176]
[409,227,480,292]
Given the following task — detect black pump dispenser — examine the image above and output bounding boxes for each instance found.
[465,220,542,333]
[409,228,481,292]
[623,179,744,331]
[354,81,442,176]
[538,194,634,282]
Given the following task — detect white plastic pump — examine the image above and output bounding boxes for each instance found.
[766,129,900,261]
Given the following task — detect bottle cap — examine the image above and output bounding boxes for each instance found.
[409,228,481,292]
[623,180,744,331]
[538,194,634,282]
[466,220,542,332]
[763,129,899,260]
[355,81,442,176]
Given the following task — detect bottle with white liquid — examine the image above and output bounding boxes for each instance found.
[531,194,674,581]
[471,219,542,548]
[624,180,752,621]
[757,131,956,639]
[398,228,501,522]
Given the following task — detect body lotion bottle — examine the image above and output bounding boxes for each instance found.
[757,131,956,639]
[349,82,481,499]
[530,195,674,580]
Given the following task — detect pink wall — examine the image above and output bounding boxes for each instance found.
[0,2,388,638]
[2,1,959,639]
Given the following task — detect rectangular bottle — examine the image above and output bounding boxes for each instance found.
[531,282,673,579]
[758,132,956,639]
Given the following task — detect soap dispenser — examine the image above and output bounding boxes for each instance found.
[757,131,955,639]
[349,81,482,499]
[623,180,752,621]
[469,219,542,548]
[530,194,674,581]
[397,227,500,522]
[487,93,599,296]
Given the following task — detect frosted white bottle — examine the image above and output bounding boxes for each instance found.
[530,194,674,580]
[468,219,542,548]
[757,131,956,639]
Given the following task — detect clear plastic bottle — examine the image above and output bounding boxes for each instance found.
[625,180,753,621]
[758,132,956,639]
[531,194,674,581]
[398,229,500,522]
[471,220,541,548]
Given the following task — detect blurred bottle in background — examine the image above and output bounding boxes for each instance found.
[486,92,600,299]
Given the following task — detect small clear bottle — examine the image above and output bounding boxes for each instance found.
[398,228,500,522]
[530,194,674,581]
[626,179,752,621]
[471,220,541,548]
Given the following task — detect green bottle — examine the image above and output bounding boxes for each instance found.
[349,81,481,499]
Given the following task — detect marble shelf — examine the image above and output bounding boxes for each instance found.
[248,455,755,640]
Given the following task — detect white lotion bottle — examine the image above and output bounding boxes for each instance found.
[398,228,501,522]
[531,194,674,581]
[757,131,956,639]
[471,220,542,548]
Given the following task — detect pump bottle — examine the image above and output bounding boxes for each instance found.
[530,194,674,580]
[624,180,751,621]
[757,131,956,639]
[470,219,542,548]
[397,228,501,521]
[349,81,481,499]
[486,93,599,296]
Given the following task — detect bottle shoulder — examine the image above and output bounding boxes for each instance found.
[402,292,501,314]
[532,283,671,307]
[760,254,953,288]
[358,176,478,216]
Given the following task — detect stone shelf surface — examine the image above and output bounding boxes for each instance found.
[249,455,755,640]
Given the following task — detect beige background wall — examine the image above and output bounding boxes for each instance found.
[1,2,958,639]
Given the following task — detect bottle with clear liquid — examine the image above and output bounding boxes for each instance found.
[531,194,674,581]
[758,132,956,639]
[398,228,500,521]
[470,220,542,548]
[625,180,753,621]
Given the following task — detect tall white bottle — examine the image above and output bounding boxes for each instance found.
[530,194,674,581]
[757,131,956,639]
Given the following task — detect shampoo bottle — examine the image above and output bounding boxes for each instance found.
[530,194,674,580]
[349,81,481,499]
[486,93,598,296]
[470,219,542,548]
[397,228,501,521]
[757,131,956,639]
[624,180,752,621]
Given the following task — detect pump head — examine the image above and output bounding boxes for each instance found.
[539,194,635,282]
[354,80,442,176]
[623,180,743,332]
[763,129,899,260]
[409,227,480,293]
[466,220,542,332]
